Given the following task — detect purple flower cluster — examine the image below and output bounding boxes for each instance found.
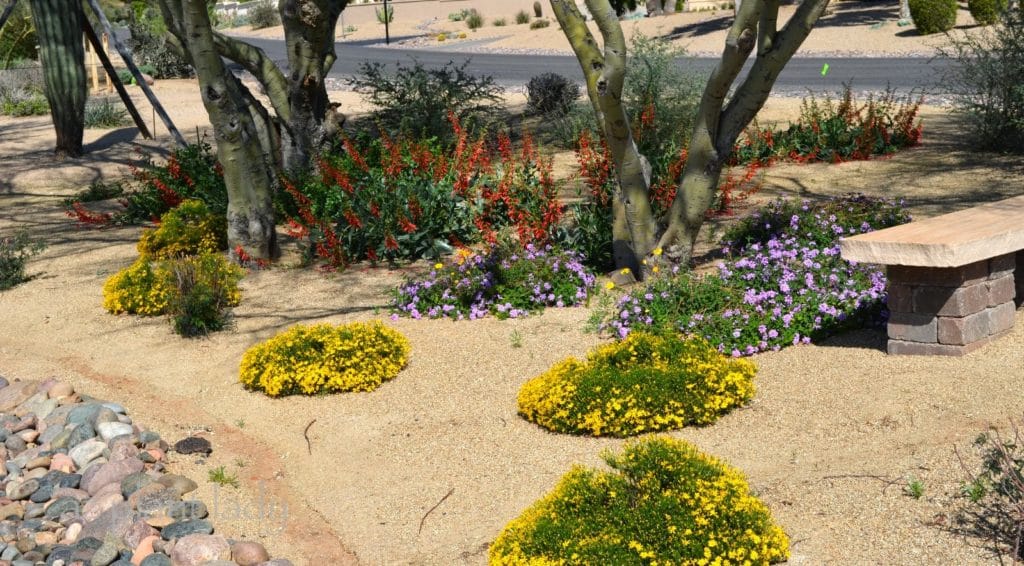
[392,244,596,321]
[602,195,909,356]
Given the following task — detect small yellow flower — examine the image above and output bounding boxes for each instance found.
[652,247,663,256]
[605,281,615,290]
[652,266,660,273]
[620,268,631,275]
[434,263,443,270]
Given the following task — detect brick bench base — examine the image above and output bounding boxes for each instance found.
[886,251,1020,356]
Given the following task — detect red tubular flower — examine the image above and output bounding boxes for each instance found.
[384,234,399,251]
[398,215,417,234]
[342,209,363,229]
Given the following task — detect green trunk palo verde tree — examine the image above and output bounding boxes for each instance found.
[552,0,830,275]
[27,0,86,158]
[156,0,349,261]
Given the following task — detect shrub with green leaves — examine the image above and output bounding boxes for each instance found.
[941,7,1024,152]
[0,231,45,291]
[465,9,484,29]
[84,98,130,129]
[529,18,550,29]
[515,9,530,24]
[492,17,507,26]
[125,141,228,221]
[165,253,244,337]
[958,421,1024,561]
[909,0,957,34]
[490,436,790,564]
[969,0,1008,26]
[518,332,756,437]
[248,0,281,30]
[137,200,228,260]
[375,4,394,24]
[127,12,193,79]
[526,72,580,117]
[0,2,37,66]
[348,59,502,142]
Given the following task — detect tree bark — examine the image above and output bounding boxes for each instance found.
[180,0,280,260]
[899,0,910,21]
[551,0,659,276]
[659,0,830,262]
[27,0,85,158]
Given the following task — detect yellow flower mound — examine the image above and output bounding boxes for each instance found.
[518,332,755,437]
[137,199,227,260]
[102,257,175,316]
[239,321,411,396]
[490,436,790,566]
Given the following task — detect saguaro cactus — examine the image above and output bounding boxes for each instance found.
[28,0,86,158]
[533,1,543,17]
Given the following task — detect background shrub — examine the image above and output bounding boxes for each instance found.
[492,17,507,26]
[465,9,484,29]
[348,59,502,142]
[958,420,1024,560]
[526,72,580,117]
[529,18,550,29]
[84,98,130,129]
[137,200,227,260]
[248,0,281,30]
[490,436,790,564]
[0,3,37,66]
[969,0,1007,26]
[940,7,1024,152]
[0,231,45,291]
[125,141,228,221]
[392,244,595,320]
[239,321,411,396]
[515,10,530,24]
[517,332,755,436]
[375,4,394,24]
[127,11,193,79]
[166,253,243,337]
[909,0,957,34]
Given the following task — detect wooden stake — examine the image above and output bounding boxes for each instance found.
[82,19,152,139]
[83,0,185,146]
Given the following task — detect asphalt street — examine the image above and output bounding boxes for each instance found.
[239,36,952,95]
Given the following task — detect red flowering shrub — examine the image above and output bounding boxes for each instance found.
[287,114,563,267]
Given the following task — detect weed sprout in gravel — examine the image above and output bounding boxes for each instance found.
[391,244,596,320]
[601,194,911,355]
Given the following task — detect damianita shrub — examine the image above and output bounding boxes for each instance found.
[137,200,227,260]
[66,142,227,227]
[0,231,45,291]
[518,332,756,437]
[102,253,241,321]
[238,321,411,396]
[489,436,790,565]
[909,0,957,34]
[601,195,911,356]
[391,244,596,320]
[941,8,1024,152]
[733,86,923,165]
[289,118,562,266]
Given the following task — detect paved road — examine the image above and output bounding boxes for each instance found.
[239,37,952,94]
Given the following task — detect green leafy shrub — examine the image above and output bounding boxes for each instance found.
[127,12,193,79]
[239,321,411,396]
[515,10,530,24]
[0,3,37,66]
[517,332,755,436]
[909,0,957,34]
[348,59,502,142]
[84,98,130,129]
[492,17,507,26]
[448,9,469,21]
[529,18,550,29]
[465,9,484,29]
[289,123,562,265]
[0,88,48,116]
[940,7,1024,152]
[0,231,45,291]
[248,0,280,29]
[391,244,596,320]
[137,200,227,260]
[490,436,790,564]
[165,253,243,337]
[969,0,1007,25]
[958,420,1024,560]
[526,72,580,117]
[375,4,394,24]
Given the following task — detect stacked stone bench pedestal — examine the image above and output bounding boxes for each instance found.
[840,195,1024,356]
[885,253,1018,355]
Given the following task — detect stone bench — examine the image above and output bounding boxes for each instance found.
[840,195,1024,355]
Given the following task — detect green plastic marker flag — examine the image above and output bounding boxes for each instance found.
[821,63,830,77]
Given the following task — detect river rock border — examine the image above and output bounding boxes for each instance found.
[0,375,292,566]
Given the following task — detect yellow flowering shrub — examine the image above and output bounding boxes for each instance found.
[489,436,789,566]
[137,199,227,260]
[239,321,411,396]
[518,332,755,437]
[102,257,175,315]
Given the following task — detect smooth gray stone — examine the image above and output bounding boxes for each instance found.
[101,403,126,415]
[140,553,172,566]
[159,519,213,540]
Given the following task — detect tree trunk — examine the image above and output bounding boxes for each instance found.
[181,0,280,260]
[899,0,910,21]
[28,0,85,158]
